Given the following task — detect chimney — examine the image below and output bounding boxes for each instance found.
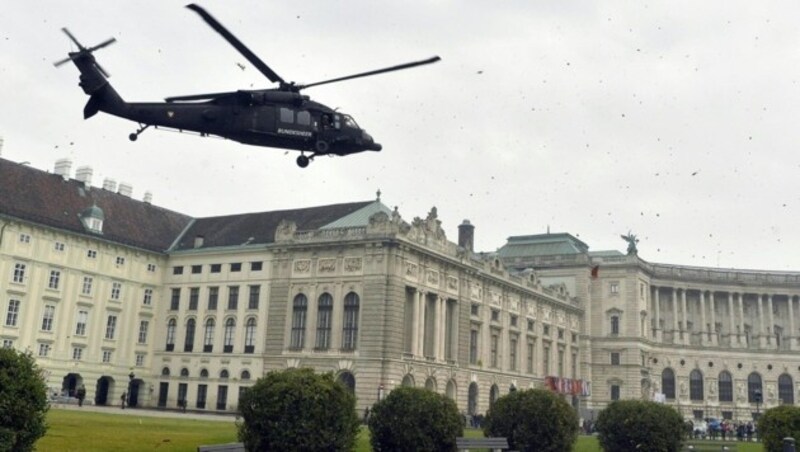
[458,219,475,252]
[75,166,93,187]
[102,178,117,191]
[194,235,205,248]
[54,158,72,180]
[143,191,153,204]
[118,182,133,197]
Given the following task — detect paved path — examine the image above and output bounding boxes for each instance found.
[51,402,238,422]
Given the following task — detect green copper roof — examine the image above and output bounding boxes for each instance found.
[497,233,589,258]
[320,201,392,229]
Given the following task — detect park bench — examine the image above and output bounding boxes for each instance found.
[456,436,511,451]
[682,443,737,452]
[196,442,245,452]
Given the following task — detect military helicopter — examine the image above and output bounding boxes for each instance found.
[55,4,440,168]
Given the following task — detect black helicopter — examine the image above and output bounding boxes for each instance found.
[55,4,440,168]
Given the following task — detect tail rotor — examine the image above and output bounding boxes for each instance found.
[54,28,116,77]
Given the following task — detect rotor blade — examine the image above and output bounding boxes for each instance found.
[61,27,84,49]
[95,62,110,78]
[53,56,73,67]
[165,90,238,102]
[87,37,116,53]
[298,56,441,90]
[186,4,284,84]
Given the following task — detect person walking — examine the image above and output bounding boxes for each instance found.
[120,391,127,409]
[76,385,86,407]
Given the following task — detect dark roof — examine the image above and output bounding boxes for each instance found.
[0,158,191,252]
[172,201,375,251]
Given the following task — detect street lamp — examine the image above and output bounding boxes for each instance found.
[754,388,762,418]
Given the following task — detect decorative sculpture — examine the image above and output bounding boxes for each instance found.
[620,231,639,256]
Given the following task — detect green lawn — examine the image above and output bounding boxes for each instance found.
[38,409,765,451]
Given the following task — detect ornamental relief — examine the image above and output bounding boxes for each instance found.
[427,270,439,286]
[510,299,519,312]
[557,311,566,325]
[569,315,579,329]
[343,257,362,273]
[405,261,418,279]
[490,289,501,307]
[294,259,311,274]
[543,307,552,321]
[527,302,537,318]
[447,276,458,292]
[318,258,337,274]
[470,283,482,301]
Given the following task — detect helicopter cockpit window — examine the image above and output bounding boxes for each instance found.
[296,111,311,126]
[342,115,358,129]
[279,108,294,124]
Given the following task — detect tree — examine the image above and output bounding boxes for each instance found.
[595,400,684,452]
[758,405,800,452]
[368,386,463,452]
[0,348,48,452]
[237,368,360,451]
[483,388,578,452]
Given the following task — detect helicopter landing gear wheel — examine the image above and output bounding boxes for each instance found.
[296,154,310,168]
[315,140,329,154]
[128,133,138,142]
[129,124,150,142]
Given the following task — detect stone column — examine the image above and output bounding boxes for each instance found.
[768,294,775,348]
[789,295,796,351]
[417,291,426,357]
[438,297,446,360]
[738,293,745,346]
[709,292,717,346]
[654,286,662,342]
[758,294,765,348]
[410,289,419,356]
[681,289,689,344]
[727,292,735,346]
[672,288,679,340]
[700,291,707,345]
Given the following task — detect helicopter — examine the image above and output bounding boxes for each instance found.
[54,4,440,168]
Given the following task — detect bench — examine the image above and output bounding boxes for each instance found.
[196,442,245,452]
[456,437,510,451]
[682,443,738,452]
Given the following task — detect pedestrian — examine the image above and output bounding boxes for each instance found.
[76,385,86,407]
[120,391,127,409]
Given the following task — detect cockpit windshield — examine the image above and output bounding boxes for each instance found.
[342,115,359,129]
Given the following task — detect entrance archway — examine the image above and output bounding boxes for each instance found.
[62,373,82,398]
[337,371,356,394]
[129,379,144,407]
[468,382,479,415]
[95,376,114,405]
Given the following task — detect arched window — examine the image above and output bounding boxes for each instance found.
[446,380,457,400]
[718,371,733,402]
[184,318,196,352]
[401,374,415,387]
[748,372,763,403]
[316,293,333,350]
[662,368,676,399]
[180,368,189,378]
[468,382,479,415]
[220,369,229,379]
[337,371,355,394]
[166,318,176,351]
[241,370,251,380]
[200,368,209,378]
[224,318,235,353]
[161,367,171,376]
[779,373,794,404]
[290,294,307,349]
[425,377,436,391]
[342,292,360,350]
[490,384,500,407]
[203,318,215,352]
[689,369,704,401]
[244,318,256,353]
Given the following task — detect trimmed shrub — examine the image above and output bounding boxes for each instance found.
[595,400,684,452]
[483,388,579,452]
[368,386,463,451]
[237,368,360,451]
[0,348,48,452]
[759,405,800,452]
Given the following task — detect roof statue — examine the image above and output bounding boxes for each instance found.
[621,231,639,256]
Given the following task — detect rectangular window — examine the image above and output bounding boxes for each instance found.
[41,305,55,331]
[102,350,113,363]
[170,288,180,310]
[490,333,499,368]
[19,233,30,243]
[116,256,125,266]
[558,329,565,340]
[110,282,122,300]
[230,263,242,272]
[2,339,13,348]
[572,353,578,378]
[138,320,149,344]
[82,276,93,296]
[143,288,153,305]
[172,266,184,275]
[279,107,294,123]
[105,315,117,340]
[611,316,620,335]
[189,288,199,310]
[196,384,208,409]
[38,343,50,357]
[72,347,83,360]
[248,285,260,310]
[48,270,61,290]
[611,385,620,400]
[54,242,65,252]
[510,315,518,328]
[135,353,145,367]
[5,299,20,327]
[210,264,221,273]
[147,263,156,272]
[12,263,26,284]
[75,310,88,336]
[491,310,500,322]
[527,341,535,373]
[208,287,219,310]
[610,283,619,294]
[558,350,565,377]
[572,333,578,343]
[543,344,551,375]
[250,261,263,271]
[611,352,621,366]
[87,249,97,259]
[216,386,228,410]
[509,337,518,371]
[191,265,202,274]
[227,286,239,310]
[469,329,479,364]
[543,324,550,336]
[528,319,535,332]
[470,303,479,316]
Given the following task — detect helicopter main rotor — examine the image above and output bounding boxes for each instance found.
[185,3,440,94]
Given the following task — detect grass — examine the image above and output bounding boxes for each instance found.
[38,409,765,451]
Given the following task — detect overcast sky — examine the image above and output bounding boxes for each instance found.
[2,1,800,271]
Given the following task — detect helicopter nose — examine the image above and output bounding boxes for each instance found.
[370,142,382,151]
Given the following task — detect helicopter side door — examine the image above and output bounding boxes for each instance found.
[275,107,315,143]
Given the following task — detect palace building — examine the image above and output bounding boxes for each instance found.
[1,156,798,421]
